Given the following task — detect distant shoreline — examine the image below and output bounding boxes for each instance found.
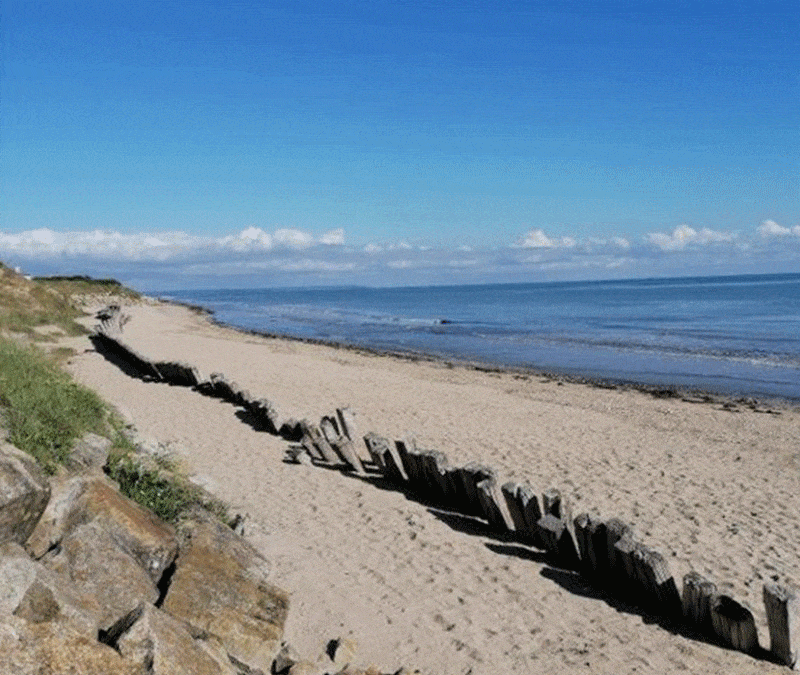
[155,293,800,411]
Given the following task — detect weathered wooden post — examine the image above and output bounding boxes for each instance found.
[710,594,759,655]
[476,476,514,531]
[682,572,718,637]
[763,582,799,669]
[537,514,580,570]
[363,433,406,482]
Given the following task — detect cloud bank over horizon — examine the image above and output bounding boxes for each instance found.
[1,221,797,290]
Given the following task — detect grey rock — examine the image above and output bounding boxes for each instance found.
[42,521,160,631]
[0,442,51,546]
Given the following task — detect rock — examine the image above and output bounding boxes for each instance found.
[66,433,112,473]
[25,474,92,559]
[162,509,289,672]
[0,614,141,675]
[27,474,178,583]
[116,604,238,675]
[0,542,103,635]
[0,442,51,546]
[42,521,160,631]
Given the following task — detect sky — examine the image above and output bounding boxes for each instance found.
[1,0,797,291]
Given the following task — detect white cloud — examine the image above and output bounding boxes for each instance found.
[272,228,315,250]
[0,226,345,260]
[646,225,735,251]
[319,228,345,246]
[514,229,576,249]
[219,226,274,252]
[0,228,203,261]
[758,220,800,238]
[364,243,383,253]
[612,237,631,250]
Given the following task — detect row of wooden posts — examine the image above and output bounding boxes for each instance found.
[92,325,800,670]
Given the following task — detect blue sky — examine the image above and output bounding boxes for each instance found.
[1,0,797,290]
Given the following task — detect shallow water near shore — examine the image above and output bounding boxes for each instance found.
[162,272,800,401]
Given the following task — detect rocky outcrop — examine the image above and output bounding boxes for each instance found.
[0,442,51,546]
[26,472,179,583]
[0,616,141,675]
[114,604,239,675]
[0,437,291,675]
[163,508,289,672]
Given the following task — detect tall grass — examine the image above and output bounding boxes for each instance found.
[0,338,107,473]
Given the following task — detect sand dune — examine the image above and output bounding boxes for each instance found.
[64,300,798,674]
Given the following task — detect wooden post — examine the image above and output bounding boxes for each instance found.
[363,433,389,472]
[336,407,357,441]
[420,450,451,505]
[458,463,496,518]
[710,594,759,655]
[334,437,367,475]
[366,434,407,483]
[517,484,544,549]
[682,572,718,636]
[320,417,341,447]
[573,513,596,578]
[537,514,580,570]
[612,535,640,599]
[603,518,632,585]
[501,482,528,534]
[633,546,681,619]
[298,419,325,461]
[763,582,799,669]
[476,477,514,531]
[278,418,303,442]
[395,438,422,487]
[542,488,566,519]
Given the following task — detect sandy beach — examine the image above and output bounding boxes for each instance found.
[63,299,799,674]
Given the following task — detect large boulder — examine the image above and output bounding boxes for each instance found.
[0,614,140,675]
[41,521,160,631]
[162,509,289,673]
[115,604,238,675]
[0,442,51,546]
[26,474,178,583]
[0,542,103,635]
[65,433,112,474]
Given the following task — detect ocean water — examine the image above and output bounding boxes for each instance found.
[162,273,800,401]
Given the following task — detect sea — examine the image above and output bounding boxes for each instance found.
[161,273,800,402]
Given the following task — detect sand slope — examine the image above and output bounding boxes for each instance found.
[65,301,799,674]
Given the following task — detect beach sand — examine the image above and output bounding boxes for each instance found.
[64,300,799,674]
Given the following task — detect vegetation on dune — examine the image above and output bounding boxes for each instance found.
[0,339,108,473]
[0,261,227,524]
[0,263,140,338]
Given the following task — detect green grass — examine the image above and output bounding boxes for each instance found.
[105,453,201,524]
[106,450,230,524]
[0,263,229,524]
[0,338,107,473]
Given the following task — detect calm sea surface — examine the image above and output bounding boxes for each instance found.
[162,273,800,401]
